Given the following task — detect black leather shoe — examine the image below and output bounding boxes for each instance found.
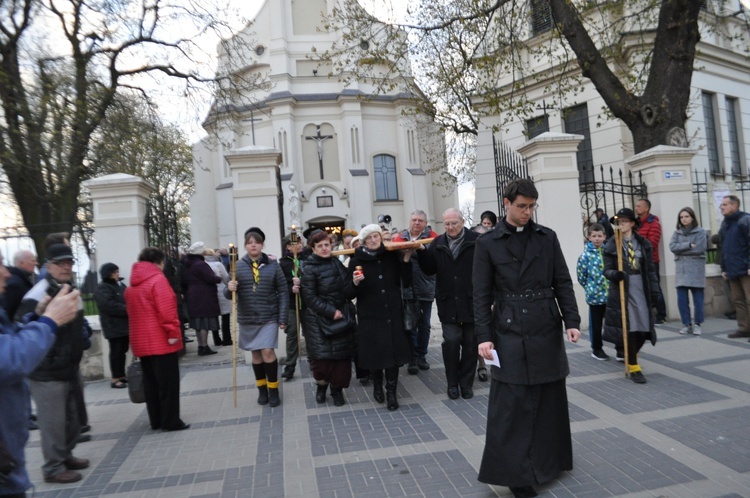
[330,387,345,407]
[729,330,750,338]
[461,387,473,399]
[407,359,418,375]
[281,367,295,380]
[417,356,429,370]
[316,384,327,403]
[164,422,190,431]
[373,383,385,403]
[77,434,91,443]
[198,346,217,356]
[630,371,647,384]
[447,386,460,400]
[509,485,538,498]
[386,392,398,411]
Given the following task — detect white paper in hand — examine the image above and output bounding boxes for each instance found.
[486,349,501,368]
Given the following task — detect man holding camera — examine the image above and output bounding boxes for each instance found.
[0,247,80,496]
[16,244,89,484]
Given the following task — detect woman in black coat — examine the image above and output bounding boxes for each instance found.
[94,263,129,388]
[300,231,356,406]
[602,208,659,384]
[346,224,414,411]
[184,242,222,356]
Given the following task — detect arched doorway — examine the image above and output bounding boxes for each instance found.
[304,216,346,239]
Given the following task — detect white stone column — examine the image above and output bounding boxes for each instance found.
[626,145,698,321]
[82,173,154,379]
[225,145,287,360]
[82,173,154,284]
[518,133,588,327]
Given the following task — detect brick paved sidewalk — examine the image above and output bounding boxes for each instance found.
[25,316,750,497]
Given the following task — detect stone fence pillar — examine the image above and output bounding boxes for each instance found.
[225,145,287,360]
[518,133,588,327]
[82,173,154,379]
[626,146,697,321]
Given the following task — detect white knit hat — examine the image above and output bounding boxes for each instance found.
[356,223,383,246]
[188,241,205,255]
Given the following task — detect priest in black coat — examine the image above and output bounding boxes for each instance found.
[473,179,581,498]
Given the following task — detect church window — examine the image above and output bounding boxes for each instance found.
[373,154,399,201]
[526,115,549,139]
[360,40,370,51]
[531,0,553,36]
[726,97,743,177]
[350,126,360,163]
[255,45,265,56]
[562,104,594,184]
[702,92,721,176]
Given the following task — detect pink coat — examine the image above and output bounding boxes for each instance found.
[125,261,182,358]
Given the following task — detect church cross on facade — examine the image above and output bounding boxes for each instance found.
[241,109,263,145]
[305,125,333,179]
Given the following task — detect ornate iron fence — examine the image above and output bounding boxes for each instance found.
[493,137,530,218]
[580,165,647,234]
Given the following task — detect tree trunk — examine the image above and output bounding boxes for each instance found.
[549,0,702,154]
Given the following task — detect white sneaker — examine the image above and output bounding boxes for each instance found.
[693,324,702,336]
[679,325,691,335]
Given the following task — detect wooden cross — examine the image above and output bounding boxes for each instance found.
[305,125,333,179]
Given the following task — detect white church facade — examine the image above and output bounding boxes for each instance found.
[190,0,456,251]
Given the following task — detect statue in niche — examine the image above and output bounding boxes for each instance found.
[288,183,301,227]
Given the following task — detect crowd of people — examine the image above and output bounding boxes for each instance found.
[4,184,750,498]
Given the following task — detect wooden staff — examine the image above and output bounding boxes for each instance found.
[613,220,629,378]
[228,243,239,407]
[331,238,434,256]
[289,226,302,366]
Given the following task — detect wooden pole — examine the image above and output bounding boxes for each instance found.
[289,226,302,368]
[228,243,239,407]
[330,238,434,256]
[613,222,629,378]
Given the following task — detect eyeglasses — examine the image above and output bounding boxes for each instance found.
[511,202,539,212]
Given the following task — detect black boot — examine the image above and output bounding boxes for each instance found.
[268,388,280,407]
[257,385,269,405]
[330,386,345,406]
[316,384,328,403]
[385,379,399,411]
[371,370,385,403]
[211,330,222,347]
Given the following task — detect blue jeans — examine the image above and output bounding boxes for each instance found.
[410,300,433,358]
[677,286,704,325]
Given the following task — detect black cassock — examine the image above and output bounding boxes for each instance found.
[472,220,580,486]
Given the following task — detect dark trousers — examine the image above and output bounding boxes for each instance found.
[108,336,130,379]
[653,262,667,320]
[441,322,477,389]
[588,305,606,350]
[72,373,87,427]
[141,353,182,430]
[410,300,433,358]
[284,309,300,369]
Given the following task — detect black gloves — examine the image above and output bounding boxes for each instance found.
[610,271,625,282]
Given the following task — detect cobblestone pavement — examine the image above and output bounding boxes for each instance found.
[26,317,750,497]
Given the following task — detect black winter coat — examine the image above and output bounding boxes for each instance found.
[225,253,289,325]
[3,267,35,320]
[418,227,478,324]
[602,232,659,344]
[472,221,580,385]
[16,276,85,382]
[346,246,412,370]
[184,254,221,318]
[301,255,355,360]
[94,278,129,339]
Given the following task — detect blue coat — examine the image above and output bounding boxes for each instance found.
[0,311,58,495]
[719,211,750,279]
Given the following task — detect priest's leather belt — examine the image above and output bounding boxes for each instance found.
[501,288,555,302]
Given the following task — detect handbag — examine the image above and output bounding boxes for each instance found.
[127,357,146,404]
[602,326,624,347]
[318,302,356,337]
[402,299,420,331]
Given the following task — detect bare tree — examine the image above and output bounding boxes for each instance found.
[0,0,264,258]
